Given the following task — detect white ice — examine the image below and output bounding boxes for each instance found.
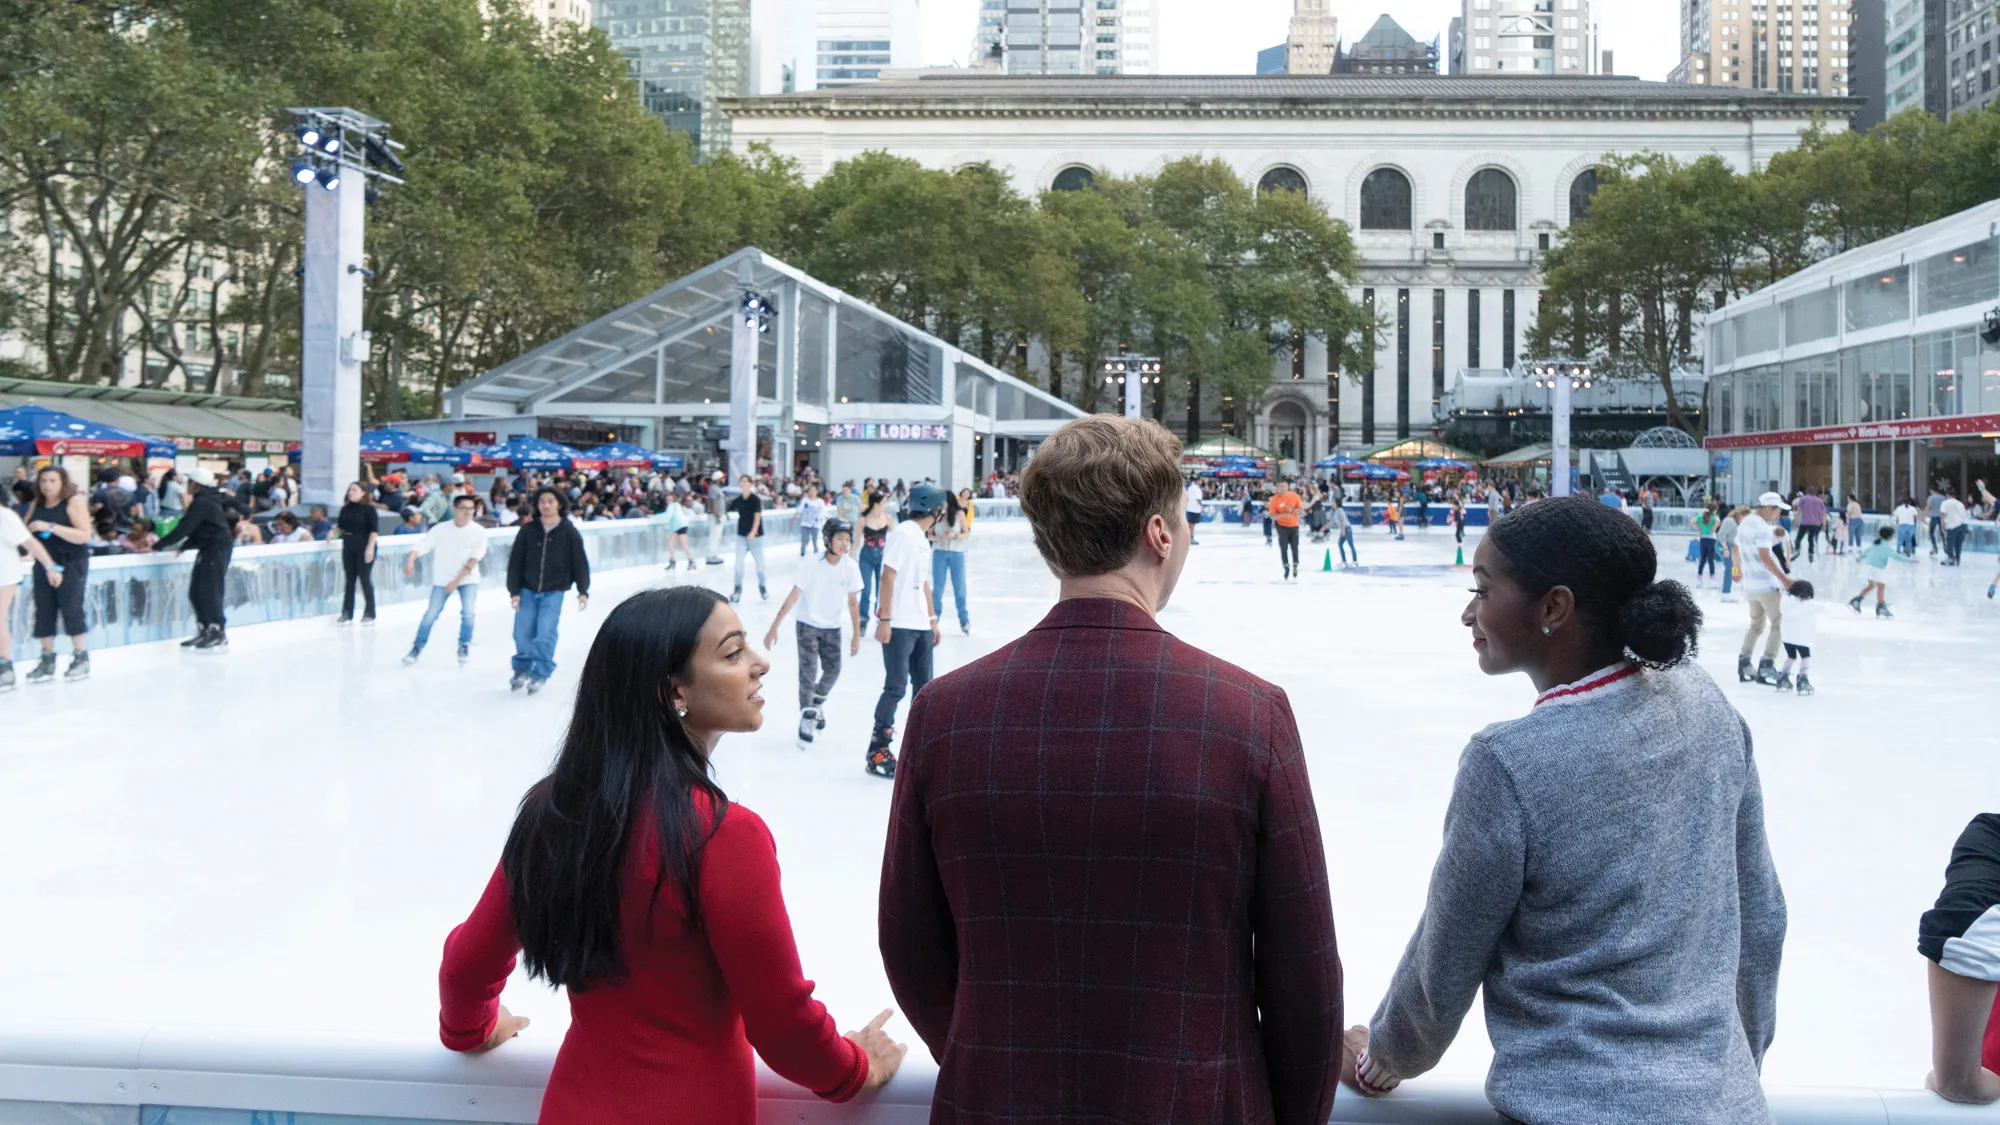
[5,518,1997,1095]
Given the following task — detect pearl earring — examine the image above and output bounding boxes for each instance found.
[1542,626,1552,635]
[676,705,688,718]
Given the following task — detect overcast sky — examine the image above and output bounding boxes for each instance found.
[920,0,1680,80]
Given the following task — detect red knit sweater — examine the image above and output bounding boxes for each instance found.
[438,799,868,1123]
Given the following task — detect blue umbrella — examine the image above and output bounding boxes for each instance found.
[1414,458,1474,471]
[359,428,472,466]
[477,435,581,470]
[0,404,149,457]
[1316,455,1364,470]
[1346,464,1408,481]
[579,440,656,468]
[651,451,686,471]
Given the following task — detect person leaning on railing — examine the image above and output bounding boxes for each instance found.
[1919,813,2000,1105]
[437,586,906,1123]
[1342,497,1787,1125]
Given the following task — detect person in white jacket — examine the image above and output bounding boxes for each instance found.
[402,494,489,665]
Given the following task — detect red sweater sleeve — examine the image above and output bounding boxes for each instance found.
[438,861,520,1052]
[701,807,869,1102]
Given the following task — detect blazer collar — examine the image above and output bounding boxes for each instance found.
[1030,597,1165,635]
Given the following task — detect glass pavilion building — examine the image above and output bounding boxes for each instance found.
[442,249,1083,489]
[1704,199,2000,510]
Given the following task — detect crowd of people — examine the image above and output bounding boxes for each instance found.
[428,415,1996,1125]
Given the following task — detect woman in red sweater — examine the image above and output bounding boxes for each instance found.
[438,585,907,1122]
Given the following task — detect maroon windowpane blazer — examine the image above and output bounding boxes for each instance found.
[880,597,1342,1125]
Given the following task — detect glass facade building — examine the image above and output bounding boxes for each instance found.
[1704,198,2000,510]
[596,0,751,159]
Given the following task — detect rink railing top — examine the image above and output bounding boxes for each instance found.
[0,1020,1991,1125]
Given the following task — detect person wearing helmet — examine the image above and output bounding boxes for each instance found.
[866,485,944,778]
[764,518,864,749]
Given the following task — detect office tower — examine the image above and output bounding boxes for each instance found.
[753,0,921,93]
[971,0,1154,76]
[1945,0,1997,115]
[1258,42,1289,74]
[1670,0,1854,97]
[596,0,750,159]
[1449,16,1466,73]
[1880,0,1946,116]
[1458,0,1595,74]
[1335,15,1440,74]
[1286,0,1339,75]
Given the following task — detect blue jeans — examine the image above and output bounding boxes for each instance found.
[511,589,564,681]
[414,584,477,651]
[1897,524,1918,554]
[1337,527,1357,564]
[857,543,884,621]
[932,550,968,626]
[1848,520,1864,547]
[1721,550,1734,596]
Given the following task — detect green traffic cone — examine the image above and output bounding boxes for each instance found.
[1455,546,1465,567]
[1323,548,1334,572]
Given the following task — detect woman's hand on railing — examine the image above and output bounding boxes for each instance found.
[472,1003,529,1053]
[846,1008,909,1092]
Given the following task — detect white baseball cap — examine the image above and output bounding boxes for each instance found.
[189,468,218,487]
[1755,491,1791,511]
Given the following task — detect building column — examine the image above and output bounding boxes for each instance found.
[1831,442,1842,506]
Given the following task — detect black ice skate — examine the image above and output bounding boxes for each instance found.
[63,652,90,680]
[1875,602,1893,618]
[1736,654,1755,682]
[194,630,228,654]
[1795,675,1814,696]
[1847,595,1864,614]
[181,626,208,648]
[797,708,819,749]
[24,653,58,685]
[811,696,828,729]
[0,659,12,693]
[1774,672,1794,692]
[1753,658,1782,686]
[865,725,897,779]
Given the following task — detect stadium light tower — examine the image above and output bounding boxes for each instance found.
[288,106,404,507]
[1527,359,1593,498]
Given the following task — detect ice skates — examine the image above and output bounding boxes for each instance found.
[797,707,820,749]
[63,652,91,678]
[1752,658,1782,686]
[509,672,528,691]
[1795,675,1814,696]
[1848,595,1864,613]
[1737,654,1755,682]
[1875,602,1893,618]
[192,630,226,654]
[865,726,897,778]
[457,643,470,665]
[1774,672,1793,692]
[23,653,56,685]
[0,659,12,693]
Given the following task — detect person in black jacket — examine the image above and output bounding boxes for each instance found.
[505,487,590,695]
[153,468,239,653]
[334,481,381,624]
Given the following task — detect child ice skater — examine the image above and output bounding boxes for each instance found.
[1774,579,1817,696]
[1849,524,1914,618]
[763,518,863,749]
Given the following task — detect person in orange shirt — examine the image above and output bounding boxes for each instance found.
[1269,483,1304,579]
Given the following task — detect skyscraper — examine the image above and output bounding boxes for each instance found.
[970,0,1155,76]
[1669,0,1855,97]
[596,0,751,159]
[1286,0,1338,75]
[1335,15,1439,75]
[752,0,922,94]
[1457,0,1595,74]
[1944,0,1997,116]
[1881,0,1946,116]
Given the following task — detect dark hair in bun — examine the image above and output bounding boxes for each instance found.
[1486,497,1703,669]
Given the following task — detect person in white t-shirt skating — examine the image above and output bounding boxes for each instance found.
[1773,580,1818,696]
[403,494,489,665]
[0,505,63,692]
[764,518,864,749]
[865,485,944,779]
[1735,491,1796,686]
[1183,478,1206,546]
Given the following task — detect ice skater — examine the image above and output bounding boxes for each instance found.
[763,519,863,749]
[0,499,64,691]
[505,488,590,695]
[1848,525,1913,617]
[865,485,943,779]
[1773,580,1817,696]
[1268,481,1302,579]
[402,494,489,666]
[1332,500,1357,566]
[797,483,826,557]
[152,468,236,656]
[662,489,698,571]
[727,474,767,603]
[1734,492,1792,686]
[1694,502,1720,587]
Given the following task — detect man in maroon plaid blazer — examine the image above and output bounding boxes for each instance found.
[879,416,1342,1125]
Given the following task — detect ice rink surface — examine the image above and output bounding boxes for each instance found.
[6,517,1998,1094]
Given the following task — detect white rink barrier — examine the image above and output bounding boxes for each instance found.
[0,1022,1994,1125]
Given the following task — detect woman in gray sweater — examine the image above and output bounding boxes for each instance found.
[1343,497,1788,1125]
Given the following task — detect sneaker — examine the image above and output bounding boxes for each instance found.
[526,677,547,695]
[0,660,11,692]
[457,643,470,665]
[194,631,228,654]
[797,709,819,749]
[23,653,57,685]
[509,672,528,691]
[1795,674,1815,696]
[402,647,422,666]
[1774,672,1793,692]
[63,652,91,680]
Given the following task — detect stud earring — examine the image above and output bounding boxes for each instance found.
[676,705,688,718]
[1542,626,1552,635]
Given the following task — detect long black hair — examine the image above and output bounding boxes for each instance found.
[1486,497,1703,669]
[502,585,730,992]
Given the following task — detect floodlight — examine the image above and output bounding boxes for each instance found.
[363,133,406,175]
[296,123,322,148]
[291,161,317,185]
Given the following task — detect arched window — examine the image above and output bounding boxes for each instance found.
[1258,166,1309,197]
[1465,168,1518,231]
[1050,165,1095,192]
[1569,168,1602,223]
[1359,168,1413,231]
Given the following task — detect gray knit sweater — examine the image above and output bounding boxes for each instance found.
[1368,661,1787,1125]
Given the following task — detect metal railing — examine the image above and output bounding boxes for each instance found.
[0,1021,1986,1125]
